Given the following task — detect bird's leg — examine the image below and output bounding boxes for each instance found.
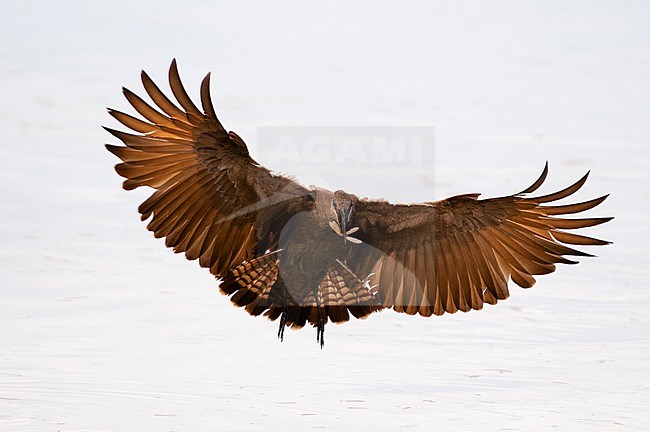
[277,280,289,342]
[316,317,325,349]
[277,308,287,342]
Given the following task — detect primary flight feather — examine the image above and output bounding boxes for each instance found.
[106,60,612,347]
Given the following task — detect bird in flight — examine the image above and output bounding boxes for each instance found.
[106,60,612,347]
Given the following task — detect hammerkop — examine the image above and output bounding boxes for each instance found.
[106,60,612,347]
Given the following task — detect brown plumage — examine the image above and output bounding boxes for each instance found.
[106,60,612,347]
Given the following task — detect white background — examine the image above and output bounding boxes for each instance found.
[1,1,648,431]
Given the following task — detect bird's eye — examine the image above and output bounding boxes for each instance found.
[332,201,338,209]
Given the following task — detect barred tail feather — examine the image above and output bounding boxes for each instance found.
[219,252,279,312]
[222,252,384,332]
[332,262,384,320]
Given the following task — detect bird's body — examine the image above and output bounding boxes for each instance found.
[106,61,612,347]
[280,188,342,292]
[220,187,380,344]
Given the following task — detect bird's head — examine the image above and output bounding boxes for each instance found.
[330,190,359,244]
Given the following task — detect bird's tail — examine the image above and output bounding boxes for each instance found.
[221,255,383,332]
[219,251,280,315]
[264,261,384,330]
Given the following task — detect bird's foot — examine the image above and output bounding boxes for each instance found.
[316,320,325,349]
[278,309,287,342]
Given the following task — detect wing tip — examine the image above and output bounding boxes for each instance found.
[592,193,611,205]
[517,161,549,195]
[106,108,121,120]
[140,69,154,87]
[200,72,218,119]
[169,58,180,77]
[102,125,121,138]
[532,168,592,203]
[122,86,137,99]
[201,71,212,88]
[104,143,126,159]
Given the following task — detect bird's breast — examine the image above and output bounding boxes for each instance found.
[277,209,345,287]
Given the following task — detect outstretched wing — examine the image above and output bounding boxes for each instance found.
[105,60,313,277]
[349,164,612,316]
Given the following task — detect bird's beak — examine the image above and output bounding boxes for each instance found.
[339,208,349,244]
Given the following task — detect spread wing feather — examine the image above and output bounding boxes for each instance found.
[106,59,313,277]
[350,163,612,316]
